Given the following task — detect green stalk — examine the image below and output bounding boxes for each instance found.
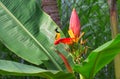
[80,74,86,79]
[107,0,120,79]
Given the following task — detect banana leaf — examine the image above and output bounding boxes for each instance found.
[74,34,120,79]
[0,60,75,79]
[0,0,70,70]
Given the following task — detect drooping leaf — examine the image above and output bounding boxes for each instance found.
[0,60,75,79]
[0,0,70,70]
[74,34,120,79]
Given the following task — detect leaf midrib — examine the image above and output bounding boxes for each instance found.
[89,52,101,79]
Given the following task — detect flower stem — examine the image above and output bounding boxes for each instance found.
[80,74,86,79]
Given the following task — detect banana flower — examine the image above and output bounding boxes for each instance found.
[54,8,81,45]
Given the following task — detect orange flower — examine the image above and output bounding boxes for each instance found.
[54,8,81,45]
[54,38,74,45]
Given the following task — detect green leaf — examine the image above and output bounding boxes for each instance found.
[74,34,120,79]
[0,0,70,70]
[0,60,75,79]
[0,0,46,65]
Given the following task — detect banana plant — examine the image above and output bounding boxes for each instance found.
[0,0,120,79]
[0,0,74,78]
